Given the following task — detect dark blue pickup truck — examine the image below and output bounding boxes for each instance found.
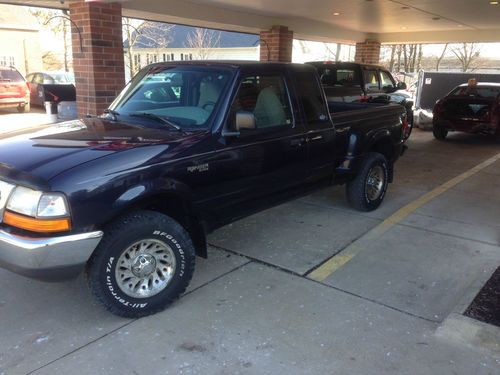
[0,62,406,317]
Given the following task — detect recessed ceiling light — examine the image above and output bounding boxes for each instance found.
[333,12,340,16]
[490,1,499,5]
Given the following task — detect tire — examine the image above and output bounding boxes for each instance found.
[346,152,389,212]
[402,108,414,141]
[17,104,29,113]
[87,210,196,318]
[432,123,448,140]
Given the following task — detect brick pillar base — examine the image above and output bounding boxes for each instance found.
[70,1,125,117]
[260,26,293,62]
[355,40,381,65]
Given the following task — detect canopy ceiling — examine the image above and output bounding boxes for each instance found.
[2,0,500,44]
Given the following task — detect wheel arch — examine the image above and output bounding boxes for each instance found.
[366,132,395,182]
[105,184,207,258]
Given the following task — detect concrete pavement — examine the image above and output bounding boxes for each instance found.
[0,129,499,374]
[0,107,56,136]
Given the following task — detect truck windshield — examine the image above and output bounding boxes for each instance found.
[110,65,233,130]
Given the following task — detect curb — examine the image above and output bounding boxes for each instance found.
[435,263,500,359]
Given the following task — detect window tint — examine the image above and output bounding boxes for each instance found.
[451,86,500,98]
[363,70,380,91]
[111,66,232,129]
[380,71,395,91]
[0,68,23,82]
[230,75,293,129]
[294,71,329,125]
[319,68,360,88]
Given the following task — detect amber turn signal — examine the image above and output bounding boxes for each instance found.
[3,211,71,233]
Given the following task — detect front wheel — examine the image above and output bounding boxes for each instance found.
[346,152,389,212]
[87,211,196,318]
[402,109,414,141]
[17,103,29,113]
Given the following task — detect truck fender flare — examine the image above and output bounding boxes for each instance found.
[112,179,208,258]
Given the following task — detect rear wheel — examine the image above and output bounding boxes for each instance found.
[433,123,448,140]
[87,210,196,318]
[346,152,389,212]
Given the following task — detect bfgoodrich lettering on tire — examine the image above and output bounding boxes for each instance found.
[346,152,389,212]
[87,210,195,318]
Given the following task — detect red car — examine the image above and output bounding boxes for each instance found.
[0,66,30,113]
[433,82,500,140]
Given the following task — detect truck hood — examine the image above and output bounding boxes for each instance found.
[0,118,205,188]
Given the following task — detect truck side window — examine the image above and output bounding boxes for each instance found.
[294,71,329,125]
[380,71,395,92]
[363,70,380,92]
[230,75,293,129]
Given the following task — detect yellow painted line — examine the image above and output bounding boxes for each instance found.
[307,152,500,282]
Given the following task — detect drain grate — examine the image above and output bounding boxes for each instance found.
[464,266,500,327]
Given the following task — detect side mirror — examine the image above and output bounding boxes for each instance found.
[235,111,256,131]
[397,82,407,90]
[222,111,256,138]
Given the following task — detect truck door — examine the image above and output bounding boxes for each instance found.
[293,69,336,182]
[211,71,308,221]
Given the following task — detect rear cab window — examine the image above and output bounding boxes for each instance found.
[319,67,360,88]
[293,70,330,127]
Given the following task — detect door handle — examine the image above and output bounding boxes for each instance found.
[307,135,324,143]
[290,137,305,147]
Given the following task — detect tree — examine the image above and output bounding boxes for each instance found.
[186,28,221,60]
[30,8,71,72]
[435,43,449,71]
[123,21,174,79]
[450,43,481,72]
[122,17,143,79]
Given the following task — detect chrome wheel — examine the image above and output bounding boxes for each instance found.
[115,239,176,299]
[365,165,385,201]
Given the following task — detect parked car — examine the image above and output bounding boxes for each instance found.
[433,81,500,140]
[0,66,30,113]
[0,62,406,317]
[307,62,414,140]
[25,71,76,107]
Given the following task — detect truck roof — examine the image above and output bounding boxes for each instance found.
[145,60,317,73]
[306,61,385,70]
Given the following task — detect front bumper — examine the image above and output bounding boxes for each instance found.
[0,229,103,281]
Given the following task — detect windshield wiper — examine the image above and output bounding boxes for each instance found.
[129,112,182,132]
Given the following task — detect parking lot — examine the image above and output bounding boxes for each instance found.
[0,108,54,136]
[0,128,499,375]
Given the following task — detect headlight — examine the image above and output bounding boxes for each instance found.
[4,186,71,232]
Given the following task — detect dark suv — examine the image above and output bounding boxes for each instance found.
[0,66,30,113]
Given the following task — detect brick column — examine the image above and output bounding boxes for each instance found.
[355,40,381,65]
[259,25,293,62]
[69,1,125,117]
